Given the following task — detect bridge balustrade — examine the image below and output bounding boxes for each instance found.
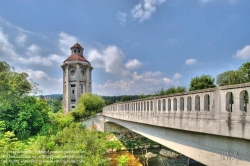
[103,83,250,120]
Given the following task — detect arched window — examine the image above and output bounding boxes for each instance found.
[158,100,161,111]
[204,94,210,111]
[240,90,248,112]
[180,97,184,111]
[150,101,153,111]
[226,92,234,112]
[174,98,177,111]
[147,101,149,111]
[187,96,192,111]
[195,95,200,111]
[163,99,166,111]
[168,99,171,111]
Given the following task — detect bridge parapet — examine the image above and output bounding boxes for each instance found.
[103,83,250,140]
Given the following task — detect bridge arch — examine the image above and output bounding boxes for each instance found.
[163,99,166,111]
[226,92,234,112]
[195,95,200,111]
[180,97,184,111]
[173,98,177,111]
[240,90,248,112]
[204,94,210,111]
[168,99,171,111]
[158,99,161,111]
[187,96,192,111]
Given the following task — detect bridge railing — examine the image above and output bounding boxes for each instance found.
[103,83,250,120]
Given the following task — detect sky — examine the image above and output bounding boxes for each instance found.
[0,0,250,96]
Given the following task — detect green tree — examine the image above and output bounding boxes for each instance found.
[155,87,165,96]
[165,86,186,95]
[121,96,133,102]
[12,96,50,139]
[71,93,105,120]
[52,99,62,113]
[189,75,216,91]
[216,70,244,86]
[239,62,250,82]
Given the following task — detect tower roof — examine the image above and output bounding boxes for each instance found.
[63,43,90,64]
[64,54,90,63]
[70,42,83,49]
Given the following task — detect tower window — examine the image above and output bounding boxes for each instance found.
[72,90,74,93]
[78,50,80,53]
[71,84,76,87]
[74,50,76,53]
[71,70,75,76]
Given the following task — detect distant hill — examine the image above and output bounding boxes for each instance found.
[37,94,63,99]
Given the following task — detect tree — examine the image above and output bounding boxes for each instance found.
[155,87,165,96]
[239,62,250,83]
[121,96,133,102]
[216,70,244,86]
[189,75,216,91]
[12,96,50,139]
[0,61,47,139]
[165,86,186,95]
[52,99,62,113]
[71,93,105,120]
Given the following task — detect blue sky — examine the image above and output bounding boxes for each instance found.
[0,0,250,96]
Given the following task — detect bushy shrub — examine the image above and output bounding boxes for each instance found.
[71,93,105,120]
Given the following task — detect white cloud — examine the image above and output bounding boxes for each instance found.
[0,27,18,59]
[131,0,166,22]
[95,71,182,95]
[59,32,78,55]
[234,45,250,59]
[17,54,65,66]
[25,69,62,94]
[185,58,197,65]
[173,72,183,80]
[26,44,40,56]
[87,45,130,76]
[125,59,142,70]
[117,12,127,25]
[17,32,78,66]
[15,33,27,47]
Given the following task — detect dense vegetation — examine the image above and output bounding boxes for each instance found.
[0,61,116,166]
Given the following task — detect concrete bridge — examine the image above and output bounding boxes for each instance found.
[85,83,250,166]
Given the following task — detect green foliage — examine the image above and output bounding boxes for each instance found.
[117,155,129,166]
[71,93,105,120]
[216,62,250,86]
[155,86,187,96]
[102,95,139,105]
[11,96,50,139]
[189,75,216,91]
[52,99,62,113]
[121,96,133,102]
[0,61,47,139]
[51,111,75,130]
[105,140,122,151]
[216,70,244,86]
[239,62,250,82]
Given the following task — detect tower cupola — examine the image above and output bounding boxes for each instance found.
[70,42,84,55]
